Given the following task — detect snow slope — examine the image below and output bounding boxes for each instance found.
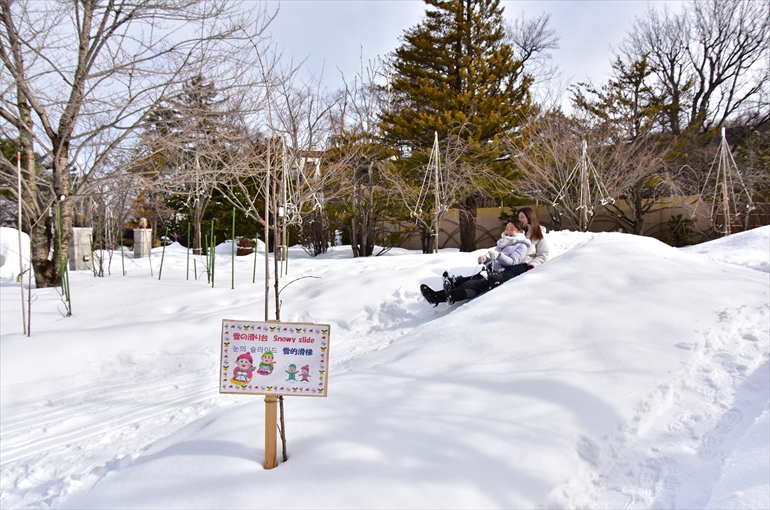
[682,225,770,273]
[1,227,768,509]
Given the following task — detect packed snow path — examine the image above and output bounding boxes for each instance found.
[1,228,768,508]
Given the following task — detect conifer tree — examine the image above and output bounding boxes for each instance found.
[381,0,531,251]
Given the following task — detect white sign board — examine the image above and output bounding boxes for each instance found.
[219,320,330,397]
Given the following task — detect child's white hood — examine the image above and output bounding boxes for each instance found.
[497,233,527,249]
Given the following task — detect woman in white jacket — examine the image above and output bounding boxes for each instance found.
[517,207,550,269]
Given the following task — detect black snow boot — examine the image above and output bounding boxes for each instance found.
[421,284,445,307]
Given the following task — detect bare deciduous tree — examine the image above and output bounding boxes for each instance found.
[505,11,561,105]
[622,0,770,135]
[136,73,259,254]
[0,0,273,287]
[508,110,670,232]
[323,56,398,257]
[571,54,674,234]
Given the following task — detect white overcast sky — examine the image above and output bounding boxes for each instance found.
[265,0,683,96]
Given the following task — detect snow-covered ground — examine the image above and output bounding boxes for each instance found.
[1,227,768,509]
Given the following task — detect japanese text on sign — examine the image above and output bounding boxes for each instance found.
[219,320,330,397]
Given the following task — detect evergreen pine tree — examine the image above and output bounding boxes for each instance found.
[380,0,531,251]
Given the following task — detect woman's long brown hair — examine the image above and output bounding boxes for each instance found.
[518,207,543,242]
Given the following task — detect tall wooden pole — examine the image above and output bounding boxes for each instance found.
[231,207,235,290]
[281,150,289,272]
[580,140,590,232]
[17,153,26,335]
[265,140,271,321]
[280,138,287,276]
[241,26,283,469]
[721,127,731,236]
[433,132,440,254]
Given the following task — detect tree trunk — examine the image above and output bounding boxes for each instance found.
[420,229,434,254]
[360,191,373,257]
[359,206,369,256]
[458,195,477,252]
[32,145,74,288]
[30,219,55,287]
[17,97,56,286]
[190,200,209,255]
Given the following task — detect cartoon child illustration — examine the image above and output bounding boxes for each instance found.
[256,351,276,375]
[286,364,298,382]
[299,365,311,383]
[230,352,255,387]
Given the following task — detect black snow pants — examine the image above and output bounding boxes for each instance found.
[450,263,528,302]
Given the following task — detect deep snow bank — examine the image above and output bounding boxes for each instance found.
[682,225,770,273]
[27,232,765,509]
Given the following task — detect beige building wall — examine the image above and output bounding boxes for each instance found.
[395,197,770,250]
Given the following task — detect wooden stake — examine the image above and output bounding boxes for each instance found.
[264,395,278,469]
[278,395,288,461]
[158,226,168,280]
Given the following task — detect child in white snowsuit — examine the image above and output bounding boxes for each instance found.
[479,224,532,273]
[421,219,531,306]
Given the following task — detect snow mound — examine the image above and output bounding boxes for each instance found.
[682,225,770,273]
[0,227,31,283]
[1,230,768,509]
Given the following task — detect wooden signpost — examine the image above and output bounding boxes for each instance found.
[219,319,330,469]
